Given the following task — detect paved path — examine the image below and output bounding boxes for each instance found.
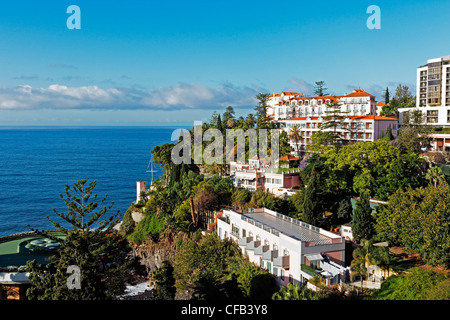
[349,280,381,289]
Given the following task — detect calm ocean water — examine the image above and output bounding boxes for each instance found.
[0,126,184,237]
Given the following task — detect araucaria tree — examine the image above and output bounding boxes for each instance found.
[26,179,131,300]
[314,81,328,96]
[319,100,349,148]
[254,93,272,129]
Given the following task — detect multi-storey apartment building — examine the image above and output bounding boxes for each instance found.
[399,55,450,128]
[397,55,450,152]
[217,208,349,287]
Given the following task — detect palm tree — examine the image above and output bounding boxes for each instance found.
[288,125,302,158]
[425,166,445,188]
[246,113,255,128]
[227,118,236,129]
[272,282,318,300]
[370,245,393,279]
[350,242,369,288]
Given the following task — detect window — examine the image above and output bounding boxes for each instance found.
[280,269,285,280]
[267,262,272,272]
[264,239,269,246]
[260,257,264,268]
[242,229,246,238]
[273,267,278,277]
[310,260,319,270]
[232,224,239,237]
[289,274,293,283]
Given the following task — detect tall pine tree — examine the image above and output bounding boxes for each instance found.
[319,100,349,148]
[384,87,390,105]
[254,93,272,129]
[26,179,131,300]
[351,191,376,243]
[314,81,328,96]
[302,166,325,226]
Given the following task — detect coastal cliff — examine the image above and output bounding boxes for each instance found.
[130,229,190,273]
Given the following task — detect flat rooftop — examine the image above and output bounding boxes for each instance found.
[240,209,337,244]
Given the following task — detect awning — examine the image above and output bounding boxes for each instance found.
[305,253,323,261]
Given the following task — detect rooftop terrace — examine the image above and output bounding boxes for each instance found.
[235,208,341,245]
[0,231,64,269]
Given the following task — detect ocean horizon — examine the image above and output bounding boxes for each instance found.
[0,126,189,237]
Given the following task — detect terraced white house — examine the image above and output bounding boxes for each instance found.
[217,208,349,287]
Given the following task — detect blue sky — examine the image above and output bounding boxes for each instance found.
[0,0,449,126]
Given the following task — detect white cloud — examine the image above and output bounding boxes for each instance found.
[0,82,265,111]
[287,78,315,95]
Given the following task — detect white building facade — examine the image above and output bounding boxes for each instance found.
[399,55,450,128]
[278,115,398,152]
[267,89,378,121]
[217,208,349,287]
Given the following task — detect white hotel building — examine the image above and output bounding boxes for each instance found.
[267,89,378,120]
[266,89,398,151]
[217,208,349,287]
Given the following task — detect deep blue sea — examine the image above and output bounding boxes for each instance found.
[0,126,185,237]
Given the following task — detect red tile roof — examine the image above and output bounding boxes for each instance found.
[285,115,397,121]
[280,155,299,161]
[344,90,374,98]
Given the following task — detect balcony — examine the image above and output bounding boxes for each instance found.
[262,249,278,261]
[238,236,253,247]
[246,240,261,251]
[301,264,317,277]
[218,216,230,224]
[254,245,270,256]
[274,255,290,270]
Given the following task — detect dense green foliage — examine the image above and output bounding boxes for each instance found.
[272,282,320,300]
[151,260,176,300]
[169,232,277,300]
[351,192,376,242]
[318,139,424,200]
[375,182,450,267]
[372,268,450,300]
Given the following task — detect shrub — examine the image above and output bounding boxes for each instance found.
[128,213,166,244]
